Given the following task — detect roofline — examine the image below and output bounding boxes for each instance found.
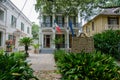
[8,0,32,26]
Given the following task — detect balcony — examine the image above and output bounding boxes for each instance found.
[41,22,79,30]
[41,23,53,29]
[105,24,120,30]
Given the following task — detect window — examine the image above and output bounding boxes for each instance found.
[108,17,119,25]
[56,16,64,27]
[21,22,24,31]
[27,27,29,34]
[86,26,90,33]
[114,9,120,14]
[0,9,4,21]
[92,22,94,31]
[11,15,17,27]
[43,16,52,27]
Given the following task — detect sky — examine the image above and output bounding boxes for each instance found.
[11,0,39,25]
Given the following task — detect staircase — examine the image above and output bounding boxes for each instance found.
[40,48,55,54]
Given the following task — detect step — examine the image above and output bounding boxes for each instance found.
[40,48,55,54]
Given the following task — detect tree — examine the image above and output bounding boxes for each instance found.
[32,22,39,39]
[19,37,33,57]
[35,0,120,20]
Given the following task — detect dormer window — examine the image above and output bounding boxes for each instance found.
[113,8,120,14]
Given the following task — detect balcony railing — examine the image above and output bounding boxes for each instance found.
[41,22,79,29]
[41,23,52,27]
[105,24,120,30]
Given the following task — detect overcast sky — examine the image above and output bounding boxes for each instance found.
[11,0,39,24]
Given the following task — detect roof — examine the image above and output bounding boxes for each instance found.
[6,0,32,25]
[82,7,120,27]
[100,7,120,15]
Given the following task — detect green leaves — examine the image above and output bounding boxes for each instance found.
[54,50,120,79]
[93,30,120,60]
[32,22,39,39]
[0,51,38,80]
[35,0,120,20]
[19,37,33,46]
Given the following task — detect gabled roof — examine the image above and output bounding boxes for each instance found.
[82,7,120,27]
[100,7,120,15]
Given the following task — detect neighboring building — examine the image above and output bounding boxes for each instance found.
[39,12,80,52]
[82,7,120,36]
[0,0,32,50]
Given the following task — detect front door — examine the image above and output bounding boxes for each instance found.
[44,35,51,48]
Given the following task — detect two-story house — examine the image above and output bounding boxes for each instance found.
[39,12,80,52]
[0,0,32,50]
[82,7,120,36]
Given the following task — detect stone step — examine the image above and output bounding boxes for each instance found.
[40,48,54,54]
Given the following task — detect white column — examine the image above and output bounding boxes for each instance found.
[52,11,55,49]
[66,16,69,28]
[39,10,43,49]
[39,28,42,49]
[41,33,44,48]
[52,31,55,49]
[78,10,82,32]
[66,30,69,49]
[66,15,69,49]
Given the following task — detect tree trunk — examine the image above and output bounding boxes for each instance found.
[25,45,29,57]
[56,44,60,50]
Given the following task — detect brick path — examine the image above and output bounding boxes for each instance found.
[27,53,57,71]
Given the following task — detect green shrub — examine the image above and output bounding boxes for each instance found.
[12,51,26,60]
[54,50,66,62]
[0,50,38,80]
[93,30,120,59]
[56,51,120,80]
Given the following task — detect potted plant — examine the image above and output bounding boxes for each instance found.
[6,40,13,52]
[53,37,63,50]
[32,44,40,54]
[19,37,33,57]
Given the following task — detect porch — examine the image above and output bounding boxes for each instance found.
[105,24,120,30]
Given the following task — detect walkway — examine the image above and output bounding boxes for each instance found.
[27,53,57,71]
[27,53,61,80]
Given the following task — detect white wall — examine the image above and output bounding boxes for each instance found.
[3,0,32,38]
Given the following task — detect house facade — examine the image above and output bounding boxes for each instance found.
[39,12,80,51]
[0,0,32,50]
[82,7,120,36]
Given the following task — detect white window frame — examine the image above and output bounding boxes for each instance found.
[11,15,17,28]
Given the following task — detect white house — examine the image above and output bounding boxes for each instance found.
[39,11,81,53]
[0,0,32,50]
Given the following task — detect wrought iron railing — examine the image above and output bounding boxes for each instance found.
[41,23,52,27]
[41,22,80,28]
